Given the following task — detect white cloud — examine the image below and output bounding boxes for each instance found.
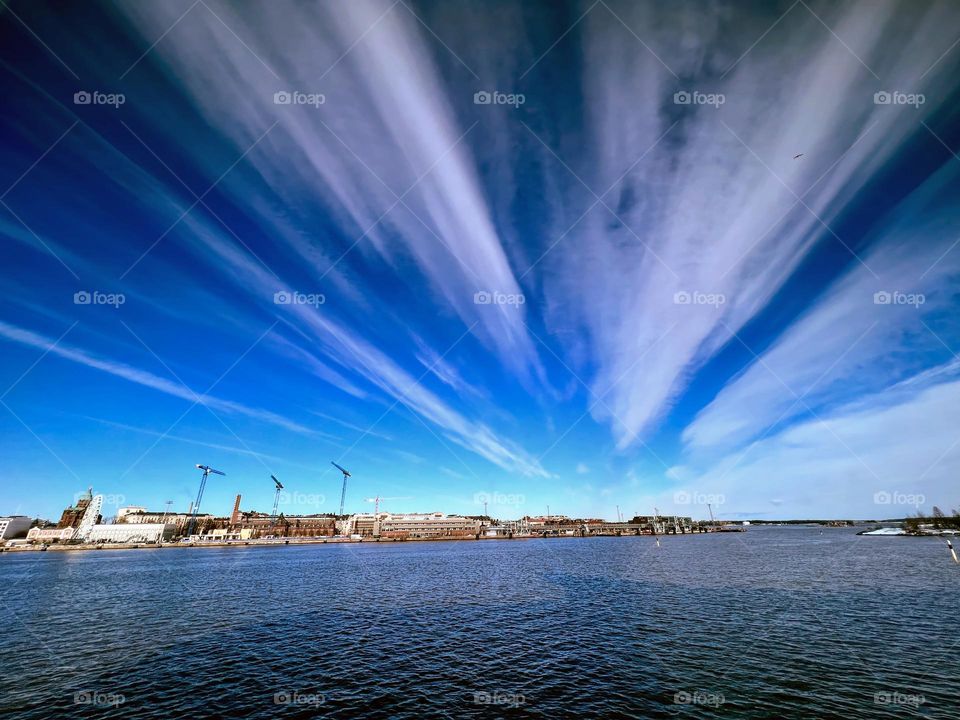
[536,0,960,448]
[672,370,960,518]
[683,163,960,453]
[0,320,313,434]
[115,0,544,383]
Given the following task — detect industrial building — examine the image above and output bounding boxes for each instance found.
[200,494,338,538]
[346,512,482,539]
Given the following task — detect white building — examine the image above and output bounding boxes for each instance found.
[27,527,77,543]
[87,523,175,543]
[346,512,482,538]
[0,516,33,540]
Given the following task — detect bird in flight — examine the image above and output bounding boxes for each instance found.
[793,153,804,159]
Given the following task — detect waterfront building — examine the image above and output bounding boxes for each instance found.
[525,515,572,528]
[227,495,336,538]
[628,516,694,534]
[57,488,99,528]
[346,512,482,539]
[87,523,175,543]
[118,507,206,532]
[0,516,32,540]
[27,526,77,543]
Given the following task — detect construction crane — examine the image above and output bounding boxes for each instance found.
[331,461,351,516]
[364,495,410,537]
[364,495,411,515]
[270,475,284,525]
[188,464,225,536]
[708,502,716,530]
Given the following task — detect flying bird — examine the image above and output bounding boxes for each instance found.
[793,153,804,159]
[947,539,959,564]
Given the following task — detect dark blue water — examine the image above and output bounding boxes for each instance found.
[1,527,957,718]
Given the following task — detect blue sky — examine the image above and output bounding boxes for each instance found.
[1,0,959,522]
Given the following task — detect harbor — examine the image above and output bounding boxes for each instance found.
[1,483,744,553]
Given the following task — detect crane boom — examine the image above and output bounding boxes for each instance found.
[331,461,351,516]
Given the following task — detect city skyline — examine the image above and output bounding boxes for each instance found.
[2,0,960,523]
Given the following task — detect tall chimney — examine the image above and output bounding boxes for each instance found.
[231,494,242,525]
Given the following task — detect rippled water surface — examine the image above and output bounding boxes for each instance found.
[1,527,957,718]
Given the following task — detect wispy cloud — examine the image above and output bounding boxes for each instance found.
[683,163,960,453]
[534,0,960,448]
[670,370,960,518]
[116,0,544,382]
[81,415,331,468]
[0,320,313,434]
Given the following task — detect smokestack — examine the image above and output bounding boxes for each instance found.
[231,494,242,525]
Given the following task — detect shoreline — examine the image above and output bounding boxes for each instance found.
[0,531,726,554]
